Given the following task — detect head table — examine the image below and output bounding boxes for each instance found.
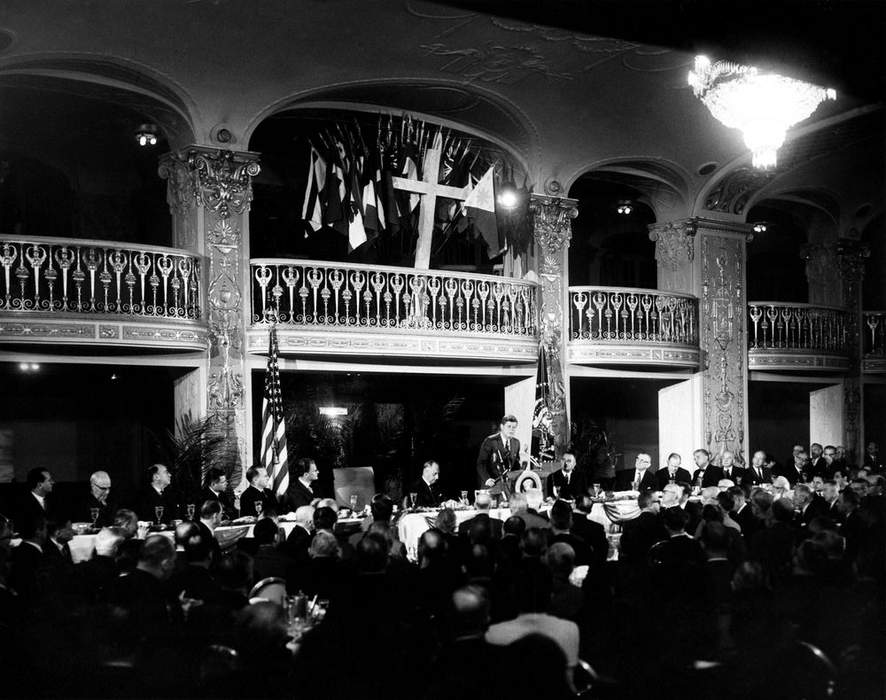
[62,499,641,564]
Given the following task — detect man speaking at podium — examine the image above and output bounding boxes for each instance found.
[476,415,523,489]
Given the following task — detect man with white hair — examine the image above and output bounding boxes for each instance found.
[411,460,443,508]
[283,504,315,565]
[743,451,773,486]
[75,526,126,604]
[719,451,745,484]
[81,470,114,527]
[614,453,657,491]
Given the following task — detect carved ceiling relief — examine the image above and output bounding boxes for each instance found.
[703,167,775,216]
[700,233,749,464]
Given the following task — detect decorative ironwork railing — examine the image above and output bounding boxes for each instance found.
[250,259,538,336]
[865,311,886,356]
[0,236,202,319]
[568,286,698,345]
[747,302,847,352]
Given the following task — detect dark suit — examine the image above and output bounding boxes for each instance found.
[77,494,115,528]
[570,515,609,568]
[655,467,692,490]
[411,478,443,508]
[691,465,724,488]
[197,520,223,563]
[199,487,236,520]
[808,457,829,479]
[775,463,805,487]
[798,498,827,528]
[476,433,521,488]
[742,466,773,486]
[15,492,49,529]
[284,479,316,512]
[239,486,275,517]
[733,503,761,539]
[619,511,667,564]
[9,541,48,603]
[720,466,746,485]
[614,469,657,492]
[546,469,588,500]
[458,513,503,541]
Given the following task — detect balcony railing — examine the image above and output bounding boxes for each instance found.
[0,235,202,319]
[250,259,538,337]
[569,286,698,345]
[865,311,886,357]
[747,302,846,353]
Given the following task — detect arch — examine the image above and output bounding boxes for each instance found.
[0,53,198,146]
[565,157,691,221]
[244,78,538,171]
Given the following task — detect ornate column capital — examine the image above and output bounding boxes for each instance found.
[836,239,870,283]
[187,147,261,220]
[529,193,578,270]
[648,218,697,270]
[157,152,194,216]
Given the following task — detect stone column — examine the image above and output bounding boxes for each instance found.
[648,218,698,294]
[836,239,869,463]
[159,147,261,478]
[695,219,754,465]
[530,193,578,454]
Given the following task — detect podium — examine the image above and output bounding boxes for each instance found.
[489,461,561,496]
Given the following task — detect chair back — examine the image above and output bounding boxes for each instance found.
[248,576,287,605]
[333,466,375,511]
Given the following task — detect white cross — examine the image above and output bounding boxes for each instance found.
[391,133,471,270]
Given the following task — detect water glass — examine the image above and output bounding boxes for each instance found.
[89,507,100,526]
[460,490,469,506]
[349,494,359,513]
[409,492,418,510]
[255,500,263,516]
[154,505,164,525]
[186,503,196,520]
[592,483,601,498]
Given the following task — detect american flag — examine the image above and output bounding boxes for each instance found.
[260,326,289,499]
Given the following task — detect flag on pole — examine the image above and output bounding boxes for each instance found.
[260,326,289,499]
[460,165,500,257]
[531,344,556,463]
[302,146,327,234]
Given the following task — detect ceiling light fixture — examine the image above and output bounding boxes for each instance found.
[688,56,836,169]
[616,200,633,215]
[319,406,348,417]
[753,222,768,233]
[135,123,159,147]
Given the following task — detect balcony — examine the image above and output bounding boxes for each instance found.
[864,311,886,373]
[747,302,848,372]
[247,259,539,362]
[0,235,208,351]
[567,286,700,368]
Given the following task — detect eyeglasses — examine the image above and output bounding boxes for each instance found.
[93,484,111,491]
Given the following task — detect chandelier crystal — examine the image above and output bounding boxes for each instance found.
[688,56,836,169]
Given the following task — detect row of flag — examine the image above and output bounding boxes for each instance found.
[299,114,503,258]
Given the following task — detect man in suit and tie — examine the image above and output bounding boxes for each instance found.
[719,451,745,485]
[742,450,773,486]
[821,481,842,523]
[200,467,235,520]
[547,453,588,500]
[614,453,658,491]
[808,443,827,477]
[412,460,444,508]
[239,465,276,517]
[655,452,692,490]
[727,485,760,539]
[284,457,319,511]
[476,415,523,489]
[138,463,177,523]
[197,499,224,564]
[458,491,503,540]
[691,449,724,488]
[77,470,114,528]
[17,467,55,526]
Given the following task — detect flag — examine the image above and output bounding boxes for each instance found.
[532,344,556,462]
[302,146,327,233]
[260,326,289,500]
[460,165,500,257]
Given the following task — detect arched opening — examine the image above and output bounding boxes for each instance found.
[745,202,809,303]
[863,213,886,309]
[247,107,530,272]
[0,77,182,245]
[567,176,656,288]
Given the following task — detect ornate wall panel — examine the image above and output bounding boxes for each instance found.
[698,224,753,464]
[648,219,697,293]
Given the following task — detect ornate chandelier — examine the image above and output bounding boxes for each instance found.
[688,56,836,169]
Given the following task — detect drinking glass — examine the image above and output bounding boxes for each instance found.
[592,483,601,498]
[460,490,469,506]
[254,500,263,516]
[154,505,164,525]
[349,494,359,513]
[89,507,100,527]
[186,503,196,520]
[409,492,418,510]
[552,485,561,499]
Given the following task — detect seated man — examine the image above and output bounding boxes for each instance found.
[284,457,319,512]
[201,467,235,520]
[79,470,115,527]
[547,453,587,500]
[138,464,177,523]
[239,466,276,517]
[410,460,444,508]
[691,449,724,489]
[458,491,503,540]
[655,453,692,490]
[614,453,658,492]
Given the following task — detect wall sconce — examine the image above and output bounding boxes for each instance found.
[135,123,159,147]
